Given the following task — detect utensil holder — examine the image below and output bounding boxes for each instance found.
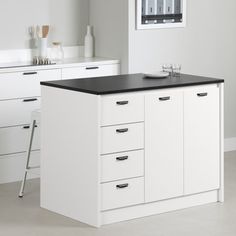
[38,38,48,58]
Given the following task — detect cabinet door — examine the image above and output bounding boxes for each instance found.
[145,90,184,202]
[184,85,220,195]
[0,69,61,100]
[61,64,119,80]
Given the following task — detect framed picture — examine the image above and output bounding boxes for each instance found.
[136,0,186,30]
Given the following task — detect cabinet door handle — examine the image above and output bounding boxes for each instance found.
[116,183,129,189]
[159,96,170,101]
[116,128,129,133]
[22,98,38,102]
[22,125,38,129]
[116,101,129,105]
[86,66,99,70]
[197,93,208,97]
[116,156,129,161]
[23,72,38,75]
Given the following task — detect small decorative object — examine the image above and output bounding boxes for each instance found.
[84,25,94,58]
[50,42,64,61]
[136,0,186,30]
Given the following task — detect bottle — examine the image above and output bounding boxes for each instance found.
[84,25,94,58]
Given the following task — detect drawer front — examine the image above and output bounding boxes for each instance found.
[101,94,144,126]
[0,151,40,184]
[0,69,61,99]
[101,150,144,183]
[0,97,40,128]
[101,123,144,154]
[0,125,40,155]
[101,177,144,211]
[61,64,119,80]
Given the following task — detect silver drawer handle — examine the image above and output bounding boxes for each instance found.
[116,183,129,189]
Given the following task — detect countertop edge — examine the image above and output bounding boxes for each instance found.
[41,79,224,95]
[0,58,120,74]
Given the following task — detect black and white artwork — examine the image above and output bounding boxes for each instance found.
[137,0,186,29]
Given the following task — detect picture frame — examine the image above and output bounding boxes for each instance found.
[136,0,186,30]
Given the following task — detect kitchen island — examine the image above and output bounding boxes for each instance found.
[40,73,224,227]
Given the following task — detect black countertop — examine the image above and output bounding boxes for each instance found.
[40,73,224,95]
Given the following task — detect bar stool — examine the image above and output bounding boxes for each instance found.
[18,110,41,198]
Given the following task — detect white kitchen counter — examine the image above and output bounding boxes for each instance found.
[0,57,119,74]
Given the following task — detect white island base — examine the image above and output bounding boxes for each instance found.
[41,78,224,227]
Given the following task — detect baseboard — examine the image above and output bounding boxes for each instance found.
[225,137,236,152]
[101,190,218,225]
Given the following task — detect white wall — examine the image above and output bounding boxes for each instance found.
[128,0,236,138]
[89,0,129,73]
[0,0,89,49]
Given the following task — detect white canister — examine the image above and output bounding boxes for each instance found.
[38,38,48,58]
[84,25,94,58]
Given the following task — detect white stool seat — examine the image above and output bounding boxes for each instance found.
[18,110,41,198]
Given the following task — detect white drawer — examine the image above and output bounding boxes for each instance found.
[0,125,40,155]
[61,64,119,80]
[101,123,144,154]
[0,151,40,184]
[0,97,40,128]
[101,94,144,126]
[101,150,144,183]
[101,177,144,211]
[0,69,61,100]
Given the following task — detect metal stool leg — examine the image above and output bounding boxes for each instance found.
[18,119,36,198]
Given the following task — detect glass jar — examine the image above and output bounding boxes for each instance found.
[50,42,64,62]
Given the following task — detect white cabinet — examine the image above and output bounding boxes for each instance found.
[0,59,120,184]
[101,177,144,211]
[101,94,144,126]
[145,90,184,202]
[61,64,119,80]
[101,123,144,154]
[0,97,41,127]
[0,69,61,100]
[41,82,223,227]
[101,150,144,183]
[184,85,220,195]
[0,125,40,155]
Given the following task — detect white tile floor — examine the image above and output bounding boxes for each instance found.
[0,151,236,236]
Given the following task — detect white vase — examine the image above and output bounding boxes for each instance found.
[84,25,94,58]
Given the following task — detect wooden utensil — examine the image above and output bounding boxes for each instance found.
[42,25,49,38]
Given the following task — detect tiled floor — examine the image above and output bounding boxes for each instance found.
[0,151,236,236]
